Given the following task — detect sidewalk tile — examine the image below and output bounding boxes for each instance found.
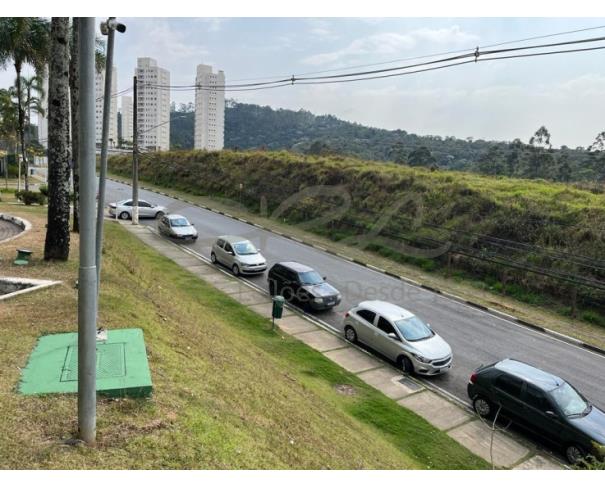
[276,315,318,335]
[294,330,347,352]
[513,454,563,470]
[248,302,293,319]
[229,290,271,306]
[397,390,471,430]
[324,347,382,373]
[447,419,530,468]
[358,367,421,400]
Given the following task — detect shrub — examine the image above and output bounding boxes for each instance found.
[38,184,48,197]
[15,190,46,206]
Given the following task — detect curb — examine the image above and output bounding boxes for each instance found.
[106,176,605,358]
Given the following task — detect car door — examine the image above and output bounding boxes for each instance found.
[492,374,526,420]
[214,239,226,264]
[138,200,153,217]
[353,309,377,345]
[223,242,235,267]
[522,384,567,444]
[373,315,403,361]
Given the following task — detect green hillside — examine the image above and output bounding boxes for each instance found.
[109,149,605,325]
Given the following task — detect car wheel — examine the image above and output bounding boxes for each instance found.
[232,264,240,276]
[473,396,493,418]
[210,252,217,264]
[119,211,130,220]
[282,287,294,302]
[398,355,414,374]
[565,444,586,465]
[155,211,165,219]
[344,326,357,343]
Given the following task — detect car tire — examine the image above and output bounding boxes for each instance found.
[344,326,357,343]
[398,355,414,374]
[232,264,240,276]
[565,444,586,465]
[119,211,130,220]
[155,211,165,219]
[472,396,493,418]
[282,287,294,302]
[210,252,217,264]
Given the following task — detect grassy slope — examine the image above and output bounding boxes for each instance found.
[0,202,487,469]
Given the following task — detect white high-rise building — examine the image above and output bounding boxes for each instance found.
[136,57,170,151]
[95,66,118,147]
[120,95,133,144]
[194,64,225,151]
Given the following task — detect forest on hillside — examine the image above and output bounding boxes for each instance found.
[169,101,605,184]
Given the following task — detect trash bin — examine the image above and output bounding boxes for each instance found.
[14,249,32,266]
[272,295,285,319]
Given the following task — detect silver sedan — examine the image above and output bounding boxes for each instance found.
[108,199,167,220]
[343,300,453,375]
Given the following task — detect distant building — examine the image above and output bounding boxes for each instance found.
[37,75,49,149]
[194,64,225,151]
[120,95,133,144]
[136,57,170,151]
[95,66,118,147]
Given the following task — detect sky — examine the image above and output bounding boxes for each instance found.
[2,17,605,148]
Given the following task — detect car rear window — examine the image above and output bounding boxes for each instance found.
[494,374,524,398]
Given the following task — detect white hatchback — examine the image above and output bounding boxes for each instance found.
[210,235,267,276]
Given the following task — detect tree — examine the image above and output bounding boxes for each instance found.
[407,146,436,167]
[556,152,572,182]
[525,126,554,179]
[589,131,605,152]
[69,18,80,232]
[477,146,504,175]
[529,125,552,150]
[0,88,18,178]
[44,18,71,261]
[0,18,50,191]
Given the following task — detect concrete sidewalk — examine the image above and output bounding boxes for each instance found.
[121,222,563,470]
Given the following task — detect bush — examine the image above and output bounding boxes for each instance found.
[15,190,46,206]
[38,184,48,197]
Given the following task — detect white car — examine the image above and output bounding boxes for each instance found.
[157,214,198,241]
[210,235,267,276]
[343,300,452,375]
[108,199,166,220]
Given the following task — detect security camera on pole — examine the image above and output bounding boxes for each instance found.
[96,17,126,288]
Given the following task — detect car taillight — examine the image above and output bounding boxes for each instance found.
[469,372,477,384]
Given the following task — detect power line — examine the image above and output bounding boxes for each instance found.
[227,24,605,82]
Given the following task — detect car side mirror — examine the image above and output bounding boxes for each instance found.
[387,332,400,341]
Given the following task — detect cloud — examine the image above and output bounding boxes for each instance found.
[302,26,479,65]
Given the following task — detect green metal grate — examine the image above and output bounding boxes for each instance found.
[60,343,126,382]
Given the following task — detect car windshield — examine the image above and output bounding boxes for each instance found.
[549,383,590,417]
[394,316,434,341]
[233,241,257,255]
[299,271,324,285]
[170,218,189,227]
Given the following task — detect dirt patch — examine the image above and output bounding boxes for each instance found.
[334,384,357,396]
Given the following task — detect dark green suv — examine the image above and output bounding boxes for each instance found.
[467,358,605,464]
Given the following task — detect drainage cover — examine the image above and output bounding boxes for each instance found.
[19,328,152,398]
[398,377,423,391]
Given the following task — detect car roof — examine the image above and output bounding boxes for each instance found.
[218,235,251,244]
[167,214,187,220]
[274,261,315,273]
[356,300,415,321]
[494,359,565,391]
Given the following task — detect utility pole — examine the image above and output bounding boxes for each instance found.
[77,17,98,446]
[96,17,126,288]
[132,75,139,224]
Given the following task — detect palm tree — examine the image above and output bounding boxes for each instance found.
[0,88,18,184]
[0,18,50,191]
[44,17,70,261]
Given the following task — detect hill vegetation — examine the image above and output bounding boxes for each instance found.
[108,149,605,327]
[169,101,605,184]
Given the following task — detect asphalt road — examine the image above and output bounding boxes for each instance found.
[106,180,605,410]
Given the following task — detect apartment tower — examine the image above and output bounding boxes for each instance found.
[135,57,170,151]
[120,95,133,144]
[95,66,118,147]
[194,64,225,150]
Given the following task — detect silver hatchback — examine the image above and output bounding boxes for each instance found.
[210,235,267,276]
[343,300,453,375]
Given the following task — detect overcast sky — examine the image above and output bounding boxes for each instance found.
[2,17,605,148]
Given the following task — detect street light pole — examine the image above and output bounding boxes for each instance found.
[132,75,139,224]
[96,17,125,288]
[77,17,98,446]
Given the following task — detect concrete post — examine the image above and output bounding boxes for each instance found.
[77,17,98,445]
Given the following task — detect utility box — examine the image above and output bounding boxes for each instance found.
[272,295,285,319]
